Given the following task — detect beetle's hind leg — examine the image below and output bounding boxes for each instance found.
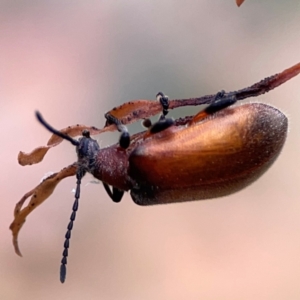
[105,113,130,149]
[143,92,174,134]
[189,91,237,125]
[103,183,124,202]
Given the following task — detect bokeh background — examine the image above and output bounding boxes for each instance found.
[1,1,300,299]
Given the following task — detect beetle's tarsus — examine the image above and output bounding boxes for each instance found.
[156,92,169,118]
[103,183,124,202]
[214,90,226,101]
[119,129,130,149]
[146,92,174,134]
[150,118,174,134]
[105,113,130,149]
[205,91,237,115]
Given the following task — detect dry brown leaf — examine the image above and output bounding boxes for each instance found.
[46,124,107,146]
[106,100,161,124]
[18,147,51,166]
[18,124,113,166]
[9,164,77,256]
[236,0,245,6]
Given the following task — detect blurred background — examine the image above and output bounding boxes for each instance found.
[1,1,300,299]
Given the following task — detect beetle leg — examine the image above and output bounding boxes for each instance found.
[145,92,174,134]
[104,113,130,149]
[149,118,174,134]
[205,90,237,114]
[189,91,237,125]
[156,92,170,119]
[102,183,124,203]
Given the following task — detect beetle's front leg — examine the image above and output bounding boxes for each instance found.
[102,183,124,203]
[104,113,130,149]
[189,91,237,124]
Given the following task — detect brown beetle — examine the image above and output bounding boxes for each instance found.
[10,62,300,283]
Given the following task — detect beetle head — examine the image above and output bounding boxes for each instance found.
[36,111,101,170]
[76,130,100,172]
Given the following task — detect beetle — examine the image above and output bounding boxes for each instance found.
[10,62,300,283]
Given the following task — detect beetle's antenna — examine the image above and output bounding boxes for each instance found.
[60,168,86,283]
[35,111,79,146]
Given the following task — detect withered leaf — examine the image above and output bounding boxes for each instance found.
[236,0,245,7]
[9,164,77,256]
[18,124,112,166]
